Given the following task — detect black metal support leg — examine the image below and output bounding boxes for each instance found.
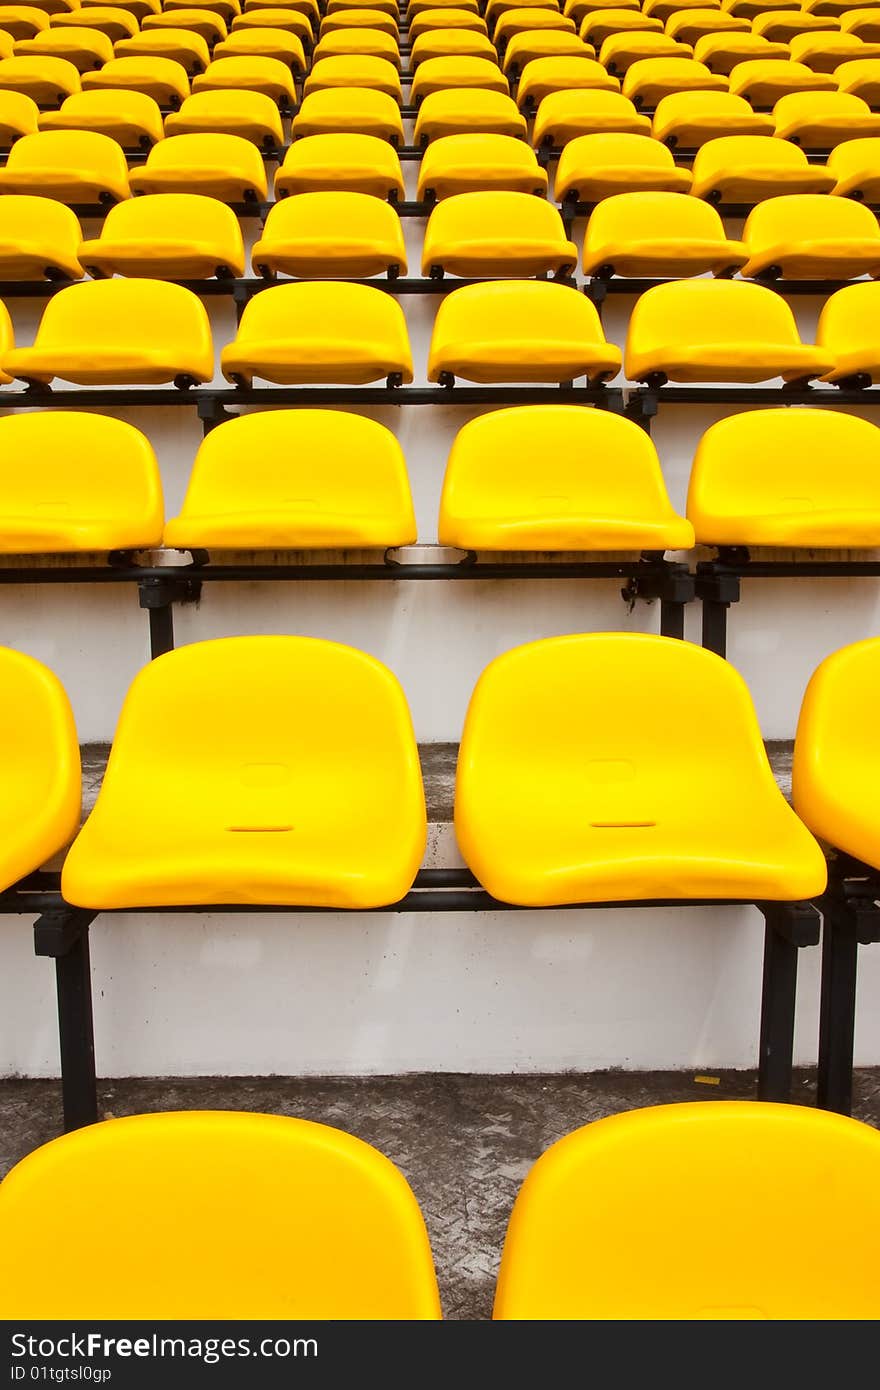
[659,598,685,640]
[757,902,820,1103]
[700,598,729,658]
[138,574,202,659]
[817,905,860,1116]
[34,909,99,1132]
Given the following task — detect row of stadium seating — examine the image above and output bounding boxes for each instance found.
[3,1101,880,1319]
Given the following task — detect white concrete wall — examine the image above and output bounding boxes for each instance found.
[2,198,879,1078]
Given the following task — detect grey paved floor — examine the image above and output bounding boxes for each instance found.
[2,1069,878,1320]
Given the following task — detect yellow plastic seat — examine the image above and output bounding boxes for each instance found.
[456,633,826,906]
[817,281,880,383]
[15,26,114,71]
[164,89,284,148]
[599,29,693,72]
[274,134,404,200]
[828,135,880,199]
[114,29,212,75]
[533,89,651,144]
[583,190,745,274]
[165,0,240,20]
[409,7,486,36]
[333,0,399,12]
[690,135,836,201]
[213,27,306,65]
[9,0,78,10]
[0,54,80,102]
[438,404,693,550]
[414,87,527,140]
[839,9,880,43]
[752,10,839,42]
[411,29,496,63]
[62,638,426,910]
[303,54,401,99]
[81,0,161,17]
[517,55,619,106]
[623,57,728,105]
[688,407,880,546]
[741,192,880,277]
[792,31,880,73]
[231,7,312,40]
[412,0,479,11]
[581,9,664,46]
[142,8,229,41]
[0,1112,441,1318]
[721,0,800,15]
[192,55,297,105]
[0,128,128,201]
[692,31,790,75]
[665,7,750,42]
[836,59,880,106]
[0,296,12,382]
[494,9,577,43]
[39,89,164,146]
[80,192,245,278]
[794,638,880,871]
[485,0,550,19]
[321,8,400,37]
[804,0,880,15]
[1,278,213,386]
[0,8,51,40]
[729,59,837,105]
[0,646,78,891]
[165,409,416,549]
[494,1102,880,1319]
[565,0,640,16]
[643,0,721,19]
[555,132,692,201]
[0,410,163,551]
[82,56,191,106]
[624,279,834,383]
[411,55,508,99]
[772,91,880,146]
[422,190,576,277]
[653,90,774,144]
[0,26,14,55]
[0,193,81,277]
[428,280,622,384]
[313,27,399,64]
[0,87,38,143]
[417,133,546,198]
[252,190,406,276]
[245,0,317,16]
[291,87,403,140]
[221,281,413,386]
[128,131,268,200]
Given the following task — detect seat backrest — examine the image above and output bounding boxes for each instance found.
[42,86,164,134]
[138,129,265,181]
[5,126,127,179]
[233,279,412,356]
[827,134,880,185]
[627,279,806,357]
[559,128,678,165]
[260,186,403,242]
[93,190,245,252]
[817,281,880,360]
[29,278,212,359]
[744,191,880,246]
[0,190,82,252]
[0,55,81,98]
[692,132,815,183]
[430,279,610,353]
[0,1110,442,1318]
[585,187,729,243]
[421,130,541,173]
[774,88,875,129]
[83,54,191,99]
[494,1101,880,1319]
[425,187,571,241]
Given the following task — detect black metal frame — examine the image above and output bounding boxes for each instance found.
[815,856,880,1116]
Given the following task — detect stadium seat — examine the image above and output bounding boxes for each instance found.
[165,409,416,549]
[487,0,557,20]
[16,27,113,72]
[427,280,622,384]
[313,27,400,63]
[728,59,836,105]
[81,0,161,14]
[690,135,835,201]
[252,191,407,276]
[555,133,692,202]
[192,55,297,106]
[793,31,880,72]
[624,279,834,383]
[622,56,727,105]
[0,9,51,41]
[246,0,318,17]
[582,191,746,276]
[274,134,405,200]
[0,278,213,386]
[643,0,721,20]
[836,59,880,106]
[840,9,880,43]
[409,6,486,36]
[665,7,750,43]
[0,129,128,202]
[772,91,880,146]
[113,29,212,75]
[0,1112,441,1318]
[232,7,312,41]
[752,10,837,42]
[414,87,527,140]
[0,645,79,892]
[39,90,164,147]
[0,54,81,102]
[292,87,403,140]
[411,29,497,62]
[0,87,38,143]
[410,56,509,99]
[304,54,402,99]
[805,0,880,17]
[828,136,880,199]
[416,133,547,198]
[0,410,164,550]
[687,407,880,546]
[142,9,229,41]
[456,632,825,906]
[741,193,880,278]
[438,404,694,550]
[220,281,413,386]
[80,193,246,278]
[493,1102,880,1319]
[599,30,692,72]
[692,31,790,74]
[516,55,619,107]
[532,89,651,144]
[494,9,577,44]
[503,31,594,76]
[165,0,240,18]
[412,0,480,12]
[128,133,268,202]
[653,90,774,144]
[581,9,663,46]
[817,281,880,384]
[722,0,802,15]
[422,190,577,277]
[322,8,400,37]
[0,194,81,277]
[62,636,427,910]
[164,89,284,148]
[82,56,191,106]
